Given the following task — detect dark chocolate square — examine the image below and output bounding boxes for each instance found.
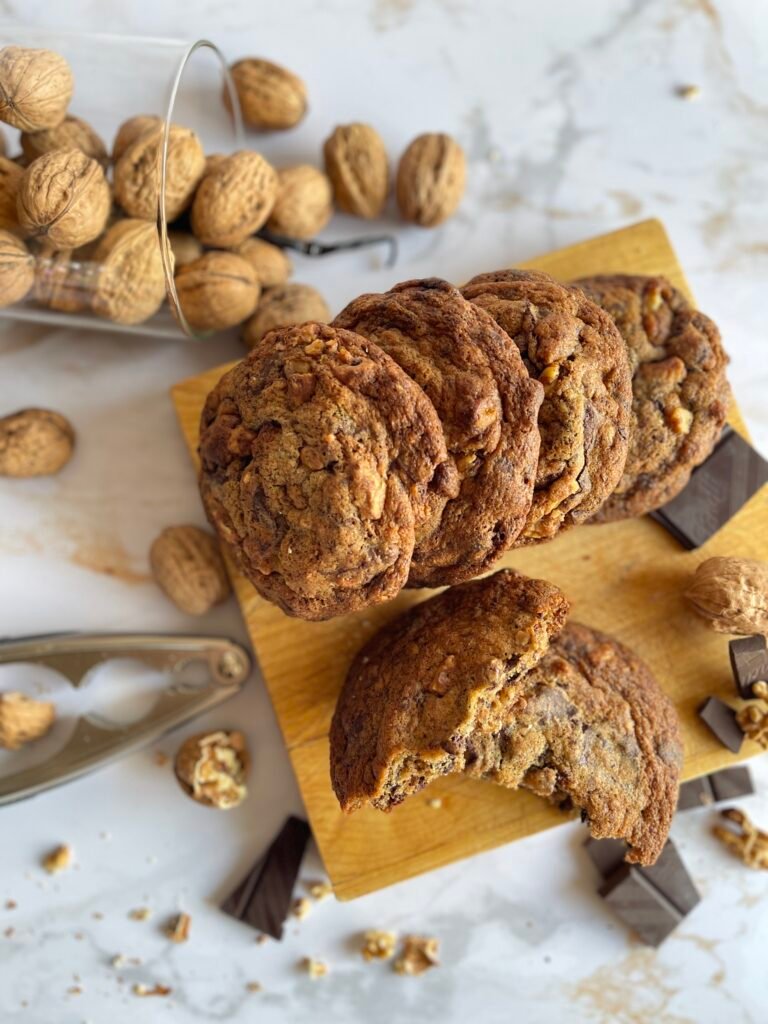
[729,635,768,699]
[677,776,715,811]
[584,836,628,879]
[641,841,701,917]
[600,865,683,947]
[699,696,744,753]
[709,765,754,802]
[651,429,768,549]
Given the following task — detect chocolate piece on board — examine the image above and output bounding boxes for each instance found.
[698,696,744,753]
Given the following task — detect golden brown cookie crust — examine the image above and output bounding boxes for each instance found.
[572,274,730,522]
[198,322,452,620]
[334,279,543,585]
[461,269,632,540]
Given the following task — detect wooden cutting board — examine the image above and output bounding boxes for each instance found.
[172,219,767,900]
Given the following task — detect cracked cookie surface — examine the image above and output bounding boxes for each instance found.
[461,269,632,540]
[198,322,451,620]
[334,279,543,585]
[572,274,730,522]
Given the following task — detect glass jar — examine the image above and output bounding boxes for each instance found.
[0,26,243,339]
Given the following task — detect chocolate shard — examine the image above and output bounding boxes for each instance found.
[709,765,754,803]
[641,841,701,917]
[729,635,768,699]
[651,428,768,549]
[584,836,628,879]
[677,776,715,811]
[698,696,744,753]
[220,816,310,940]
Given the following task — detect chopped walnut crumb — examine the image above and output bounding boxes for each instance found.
[394,935,440,975]
[245,981,262,993]
[713,808,768,869]
[153,751,170,767]
[129,907,152,921]
[255,933,268,945]
[132,982,172,997]
[361,929,397,961]
[292,897,312,920]
[307,880,333,901]
[302,957,328,979]
[4,927,14,938]
[737,699,768,749]
[165,912,191,943]
[426,797,443,809]
[677,83,702,101]
[67,986,82,995]
[42,844,72,874]
[4,899,17,910]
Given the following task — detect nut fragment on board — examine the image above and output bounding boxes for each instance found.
[227,58,307,131]
[361,930,397,961]
[0,230,35,307]
[684,557,768,635]
[396,132,466,227]
[324,122,389,219]
[394,935,440,975]
[0,46,73,132]
[42,844,72,874]
[0,692,55,749]
[174,730,249,809]
[240,282,330,348]
[713,808,768,869]
[0,408,74,477]
[17,149,111,249]
[149,524,231,615]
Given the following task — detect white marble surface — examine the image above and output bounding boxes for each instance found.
[1,2,768,1021]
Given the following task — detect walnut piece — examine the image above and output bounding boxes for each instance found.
[241,282,330,348]
[396,132,466,227]
[736,687,768,749]
[0,156,23,234]
[291,897,312,920]
[232,236,292,287]
[174,251,260,332]
[361,930,397,961]
[394,935,440,975]
[21,115,108,166]
[191,150,278,247]
[149,524,231,615]
[713,808,768,869]
[114,122,205,222]
[0,692,55,749]
[17,148,111,249]
[132,983,172,997]
[301,957,328,979]
[165,912,191,943]
[112,114,162,162]
[0,230,34,307]
[93,219,166,325]
[685,556,768,635]
[42,843,72,874]
[0,46,73,132]
[323,123,389,219]
[228,58,307,131]
[266,165,333,240]
[307,880,333,901]
[0,407,74,477]
[174,730,249,809]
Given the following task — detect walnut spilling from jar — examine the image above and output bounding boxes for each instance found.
[174,730,249,809]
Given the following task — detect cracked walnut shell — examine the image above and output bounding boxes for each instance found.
[21,114,108,167]
[685,556,768,635]
[191,150,278,247]
[93,219,166,325]
[17,148,111,249]
[0,407,74,477]
[266,165,333,240]
[241,282,330,348]
[174,730,249,809]
[324,123,389,219]
[0,692,55,749]
[149,524,231,615]
[175,251,260,332]
[396,132,466,227]
[0,230,34,307]
[0,46,73,132]
[114,122,205,222]
[227,57,307,131]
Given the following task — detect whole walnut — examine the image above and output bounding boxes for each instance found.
[21,115,108,167]
[168,230,203,269]
[33,249,97,313]
[150,525,231,615]
[227,58,307,131]
[266,165,333,239]
[191,150,277,248]
[175,251,260,332]
[241,282,330,348]
[685,557,768,635]
[0,155,24,234]
[0,230,35,307]
[396,132,466,227]
[17,149,111,249]
[0,46,73,132]
[323,123,389,219]
[93,219,166,325]
[232,236,292,287]
[114,122,205,222]
[112,114,161,162]
[0,408,75,477]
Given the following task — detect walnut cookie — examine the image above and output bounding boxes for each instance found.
[571,274,730,522]
[330,570,682,866]
[198,322,453,620]
[334,279,543,586]
[461,269,632,541]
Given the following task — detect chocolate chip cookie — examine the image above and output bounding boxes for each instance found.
[198,322,452,620]
[334,279,543,585]
[572,274,730,521]
[461,269,632,540]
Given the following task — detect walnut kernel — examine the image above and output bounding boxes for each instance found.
[396,132,466,227]
[228,58,307,131]
[0,408,74,477]
[301,957,328,979]
[241,283,330,349]
[361,930,396,961]
[165,912,191,943]
[323,123,389,219]
[42,844,72,874]
[0,46,73,132]
[174,730,249,809]
[394,935,440,975]
[0,692,55,749]
[149,524,231,615]
[17,149,111,249]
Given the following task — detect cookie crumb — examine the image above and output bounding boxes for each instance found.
[132,983,172,997]
[4,899,17,910]
[66,985,82,995]
[307,880,333,901]
[255,933,269,945]
[362,929,397,961]
[165,912,191,943]
[713,808,768,869]
[292,897,312,920]
[129,907,152,921]
[394,935,440,975]
[42,844,72,874]
[245,981,262,993]
[426,797,443,809]
[301,957,328,979]
[676,83,702,101]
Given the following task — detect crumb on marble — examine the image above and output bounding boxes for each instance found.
[154,750,170,767]
[255,933,269,945]
[4,899,17,910]
[42,844,72,874]
[361,929,397,961]
[394,935,440,975]
[292,897,312,920]
[306,880,333,901]
[4,927,14,938]
[129,907,152,921]
[66,986,82,995]
[676,83,701,101]
[301,957,328,979]
[132,983,172,997]
[165,912,191,943]
[245,981,262,993]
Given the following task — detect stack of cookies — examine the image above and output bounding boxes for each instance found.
[198,269,729,620]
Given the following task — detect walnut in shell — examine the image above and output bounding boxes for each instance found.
[227,58,307,131]
[168,230,202,269]
[112,114,162,162]
[191,150,278,247]
[266,164,333,239]
[149,524,231,615]
[0,155,23,234]
[17,149,111,249]
[174,730,249,809]
[0,692,55,750]
[93,219,166,325]
[0,46,73,132]
[0,407,75,477]
[232,236,292,287]
[0,230,34,307]
[33,249,97,314]
[396,132,466,227]
[323,123,389,219]
[685,557,768,635]
[21,115,108,167]
[114,123,205,222]
[174,251,260,332]
[240,282,330,348]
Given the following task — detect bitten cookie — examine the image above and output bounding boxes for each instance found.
[460,269,632,540]
[572,274,730,522]
[334,279,543,586]
[198,322,452,620]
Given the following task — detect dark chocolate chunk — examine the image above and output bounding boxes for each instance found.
[710,765,754,802]
[584,836,628,879]
[677,776,716,811]
[220,816,310,940]
[698,696,744,753]
[651,428,768,549]
[729,635,768,699]
[641,841,701,917]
